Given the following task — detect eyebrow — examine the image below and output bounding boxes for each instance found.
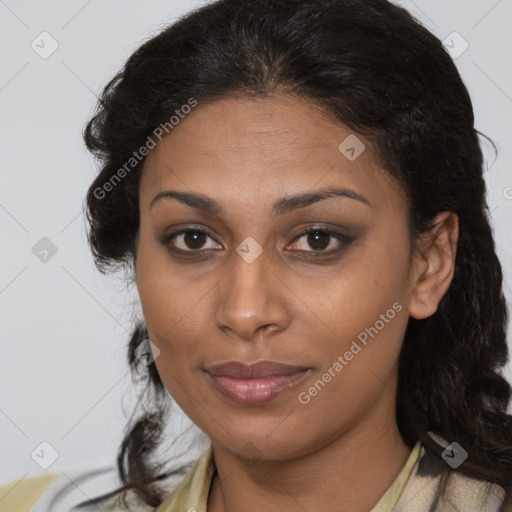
[149,185,372,217]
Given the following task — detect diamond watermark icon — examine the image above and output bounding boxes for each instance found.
[338,134,366,161]
[443,32,469,59]
[238,441,263,468]
[32,237,58,263]
[236,237,263,264]
[441,442,468,469]
[31,441,59,469]
[135,338,161,366]
[31,31,59,59]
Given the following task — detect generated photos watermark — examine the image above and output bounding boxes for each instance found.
[298,301,403,405]
[93,97,198,200]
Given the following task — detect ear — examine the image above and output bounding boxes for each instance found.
[409,211,459,320]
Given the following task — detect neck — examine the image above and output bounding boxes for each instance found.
[207,393,412,512]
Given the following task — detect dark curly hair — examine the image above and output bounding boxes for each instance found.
[76,0,512,509]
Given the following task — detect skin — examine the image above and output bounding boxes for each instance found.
[134,93,459,512]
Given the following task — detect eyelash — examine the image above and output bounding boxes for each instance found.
[161,226,354,259]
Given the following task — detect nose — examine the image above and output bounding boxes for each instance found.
[214,248,290,342]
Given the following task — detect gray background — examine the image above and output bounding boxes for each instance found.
[1,0,511,483]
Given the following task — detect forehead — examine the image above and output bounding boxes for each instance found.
[140,94,405,214]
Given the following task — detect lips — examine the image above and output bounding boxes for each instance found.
[205,360,309,379]
[205,360,311,406]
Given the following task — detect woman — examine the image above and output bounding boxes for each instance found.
[3,0,511,510]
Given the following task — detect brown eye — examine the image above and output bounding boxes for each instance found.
[306,230,331,251]
[183,230,208,249]
[161,226,354,259]
[288,228,353,255]
[164,229,221,252]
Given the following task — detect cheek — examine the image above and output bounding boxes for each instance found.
[309,233,411,383]
[135,237,188,373]
[294,296,408,442]
[135,231,217,397]
[313,287,407,395]
[135,228,199,339]
[317,249,408,338]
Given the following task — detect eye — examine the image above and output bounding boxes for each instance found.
[161,226,354,257]
[163,228,221,252]
[287,228,354,256]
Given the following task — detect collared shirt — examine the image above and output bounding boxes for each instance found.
[153,441,508,512]
[1,439,509,511]
[154,441,423,511]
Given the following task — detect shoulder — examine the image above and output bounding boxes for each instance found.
[0,468,139,512]
[397,440,510,512]
[414,433,511,511]
[440,471,509,512]
[0,473,60,512]
[1,464,195,512]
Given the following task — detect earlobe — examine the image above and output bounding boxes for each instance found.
[408,211,459,320]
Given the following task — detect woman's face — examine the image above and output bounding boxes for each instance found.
[135,94,422,460]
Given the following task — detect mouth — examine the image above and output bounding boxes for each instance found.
[205,360,311,406]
